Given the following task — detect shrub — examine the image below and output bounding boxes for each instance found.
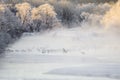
[0,32,12,53]
[15,2,32,31]
[0,4,22,53]
[54,1,76,26]
[31,3,60,31]
[0,4,21,33]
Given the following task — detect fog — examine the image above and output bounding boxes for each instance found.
[0,0,120,80]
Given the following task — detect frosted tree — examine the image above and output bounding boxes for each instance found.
[0,4,20,32]
[0,32,12,53]
[31,3,60,31]
[53,0,77,26]
[0,4,20,53]
[15,2,32,31]
[0,4,23,39]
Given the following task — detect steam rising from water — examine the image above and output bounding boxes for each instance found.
[102,0,120,28]
[76,0,120,29]
[1,1,120,80]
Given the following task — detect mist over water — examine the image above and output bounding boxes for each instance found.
[6,0,120,55]
[1,0,119,54]
[75,0,120,34]
[102,0,120,28]
[0,1,120,80]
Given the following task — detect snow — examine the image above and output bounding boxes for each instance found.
[0,27,120,80]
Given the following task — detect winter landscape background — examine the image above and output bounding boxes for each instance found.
[0,0,120,80]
